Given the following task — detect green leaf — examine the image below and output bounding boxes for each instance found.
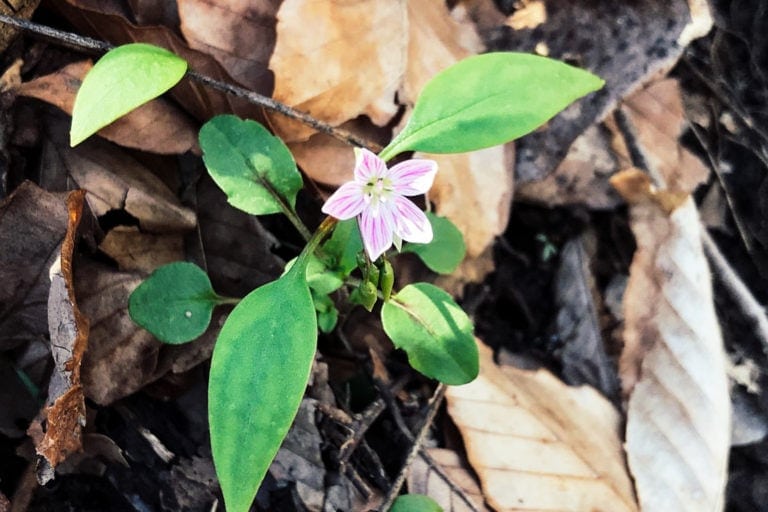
[322,218,363,275]
[208,262,316,512]
[402,213,465,274]
[379,52,604,160]
[306,255,344,295]
[312,293,339,333]
[71,43,187,146]
[129,262,219,344]
[381,283,478,385]
[390,494,444,512]
[199,115,303,216]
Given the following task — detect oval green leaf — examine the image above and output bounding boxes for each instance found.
[209,263,317,512]
[402,212,465,274]
[381,283,478,385]
[379,52,604,160]
[390,494,444,512]
[129,262,218,344]
[200,115,303,216]
[71,43,187,146]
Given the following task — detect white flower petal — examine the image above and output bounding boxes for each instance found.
[354,147,387,183]
[393,196,433,244]
[358,203,396,261]
[321,182,365,220]
[387,159,437,196]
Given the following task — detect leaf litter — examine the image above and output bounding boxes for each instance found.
[0,0,764,510]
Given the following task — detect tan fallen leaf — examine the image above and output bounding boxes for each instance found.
[505,0,546,30]
[266,0,407,142]
[446,341,638,512]
[18,60,199,154]
[178,0,277,91]
[408,447,490,512]
[99,226,184,273]
[612,170,730,512]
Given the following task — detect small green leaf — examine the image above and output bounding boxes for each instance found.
[402,213,465,274]
[71,43,187,146]
[209,262,316,512]
[381,283,477,385]
[390,494,443,512]
[200,115,303,216]
[313,293,339,333]
[306,256,344,295]
[323,218,363,275]
[379,52,604,160]
[129,262,218,344]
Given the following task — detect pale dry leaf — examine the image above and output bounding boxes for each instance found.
[408,447,490,512]
[421,146,514,259]
[18,60,199,154]
[178,0,277,91]
[505,0,546,30]
[446,341,638,512]
[266,0,407,142]
[99,226,184,272]
[612,170,730,512]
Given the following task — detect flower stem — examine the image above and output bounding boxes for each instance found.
[294,216,338,270]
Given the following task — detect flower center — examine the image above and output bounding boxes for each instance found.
[363,177,394,213]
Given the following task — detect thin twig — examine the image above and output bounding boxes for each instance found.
[0,14,381,151]
[701,227,768,354]
[378,384,446,512]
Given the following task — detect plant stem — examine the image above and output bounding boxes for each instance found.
[294,216,338,270]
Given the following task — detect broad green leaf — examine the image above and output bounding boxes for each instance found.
[129,262,219,344]
[322,218,363,275]
[381,283,477,385]
[200,115,303,216]
[390,494,443,512]
[71,43,187,146]
[379,52,604,160]
[402,213,465,274]
[208,262,316,512]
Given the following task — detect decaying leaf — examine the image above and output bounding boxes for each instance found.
[178,0,277,92]
[553,235,619,398]
[408,448,490,512]
[612,169,730,511]
[266,0,407,141]
[18,60,199,154]
[99,226,184,273]
[446,341,638,512]
[266,399,382,511]
[0,182,68,352]
[0,0,40,53]
[35,190,89,473]
[44,124,196,233]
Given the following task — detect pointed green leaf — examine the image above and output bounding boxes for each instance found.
[402,212,465,274]
[71,43,187,146]
[200,115,303,216]
[322,218,363,275]
[129,262,218,344]
[390,494,444,512]
[381,283,477,385]
[379,52,604,160]
[209,263,317,512]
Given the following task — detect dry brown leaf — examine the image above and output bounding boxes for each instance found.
[46,127,196,233]
[612,170,730,511]
[18,61,199,155]
[50,0,267,121]
[423,147,514,260]
[99,226,184,272]
[266,0,407,142]
[408,448,490,512]
[446,341,638,512]
[178,0,277,91]
[34,190,89,472]
[0,0,40,52]
[620,78,710,193]
[505,0,546,30]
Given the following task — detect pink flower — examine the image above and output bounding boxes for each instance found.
[322,148,437,261]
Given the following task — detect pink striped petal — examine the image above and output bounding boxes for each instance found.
[354,148,387,183]
[321,182,366,220]
[392,196,433,244]
[387,159,437,196]
[358,204,396,261]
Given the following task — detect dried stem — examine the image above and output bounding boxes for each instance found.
[0,14,381,151]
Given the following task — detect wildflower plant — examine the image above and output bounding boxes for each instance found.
[71,44,603,512]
